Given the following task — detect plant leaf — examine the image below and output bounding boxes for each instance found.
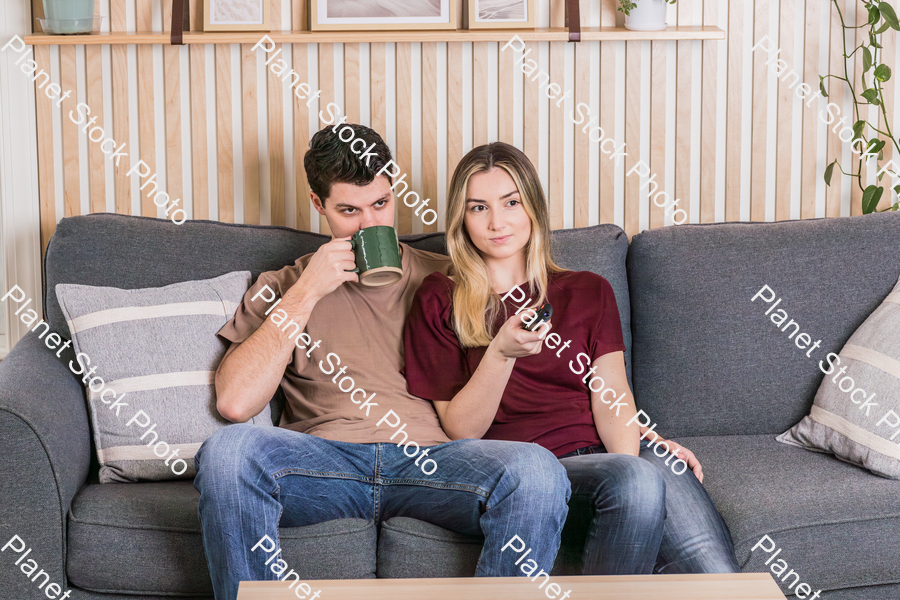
[862,185,885,213]
[879,1,900,30]
[819,77,829,98]
[853,120,866,141]
[867,138,886,155]
[875,63,892,82]
[864,46,873,72]
[617,0,637,16]
[870,33,882,48]
[893,184,900,195]
[861,88,881,105]
[869,5,881,24]
[824,161,837,186]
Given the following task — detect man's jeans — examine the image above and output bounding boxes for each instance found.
[193,424,571,600]
[559,440,740,575]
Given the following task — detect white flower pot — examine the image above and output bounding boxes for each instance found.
[624,0,668,32]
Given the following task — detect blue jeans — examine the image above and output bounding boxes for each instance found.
[558,448,667,574]
[193,424,571,600]
[560,440,740,574]
[637,441,740,573]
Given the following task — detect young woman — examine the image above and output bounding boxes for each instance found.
[403,142,739,575]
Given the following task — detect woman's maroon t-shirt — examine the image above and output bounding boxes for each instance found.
[403,270,627,457]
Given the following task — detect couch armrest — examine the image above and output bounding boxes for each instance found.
[0,331,91,595]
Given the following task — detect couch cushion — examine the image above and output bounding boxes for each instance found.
[551,225,633,385]
[44,215,332,335]
[680,434,900,595]
[56,272,272,483]
[42,215,452,336]
[67,481,376,595]
[375,516,584,579]
[627,213,900,438]
[778,273,900,479]
[376,517,481,578]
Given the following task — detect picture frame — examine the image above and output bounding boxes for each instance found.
[466,0,534,29]
[203,0,270,32]
[309,0,458,32]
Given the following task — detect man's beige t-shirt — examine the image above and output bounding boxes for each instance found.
[217,243,452,447]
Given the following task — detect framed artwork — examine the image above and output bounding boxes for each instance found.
[467,0,534,29]
[310,0,458,31]
[204,0,270,31]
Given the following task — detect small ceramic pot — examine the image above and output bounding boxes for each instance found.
[41,0,96,34]
[624,0,668,32]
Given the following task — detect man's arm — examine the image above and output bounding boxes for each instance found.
[215,309,311,423]
[215,238,359,423]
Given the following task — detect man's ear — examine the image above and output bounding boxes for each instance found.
[310,191,326,216]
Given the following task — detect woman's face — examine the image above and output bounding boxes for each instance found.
[463,167,532,262]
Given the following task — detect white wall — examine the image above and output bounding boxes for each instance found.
[0,0,42,356]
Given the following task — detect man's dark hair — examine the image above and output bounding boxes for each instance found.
[304,123,394,204]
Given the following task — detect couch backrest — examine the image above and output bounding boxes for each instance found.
[44,215,331,333]
[44,215,632,383]
[551,225,633,385]
[627,212,900,438]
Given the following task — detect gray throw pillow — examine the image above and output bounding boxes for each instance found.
[777,275,900,478]
[56,272,272,483]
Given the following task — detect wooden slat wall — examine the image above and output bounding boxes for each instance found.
[31,0,900,251]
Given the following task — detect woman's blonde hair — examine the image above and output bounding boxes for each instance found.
[446,142,565,348]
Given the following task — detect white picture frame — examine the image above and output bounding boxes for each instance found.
[204,0,271,32]
[310,0,458,31]
[467,0,534,29]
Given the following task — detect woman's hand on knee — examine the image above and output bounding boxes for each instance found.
[659,439,704,483]
[657,438,703,483]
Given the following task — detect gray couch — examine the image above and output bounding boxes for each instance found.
[2,212,899,600]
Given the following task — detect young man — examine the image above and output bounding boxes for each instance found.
[193,123,571,600]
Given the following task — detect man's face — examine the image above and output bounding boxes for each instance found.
[311,175,396,239]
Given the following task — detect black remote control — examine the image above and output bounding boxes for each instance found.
[523,302,553,332]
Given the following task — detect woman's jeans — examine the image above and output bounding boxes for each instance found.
[193,424,571,600]
[559,440,740,575]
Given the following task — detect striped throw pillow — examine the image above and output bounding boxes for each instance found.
[56,271,272,483]
[777,275,900,478]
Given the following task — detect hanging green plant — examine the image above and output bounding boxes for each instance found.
[822,0,900,213]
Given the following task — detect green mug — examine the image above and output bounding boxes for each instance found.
[348,226,403,287]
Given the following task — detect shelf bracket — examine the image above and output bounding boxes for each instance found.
[566,0,581,42]
[170,0,190,45]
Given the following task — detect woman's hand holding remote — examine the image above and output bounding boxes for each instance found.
[487,314,549,361]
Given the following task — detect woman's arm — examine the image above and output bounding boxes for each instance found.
[433,314,547,440]
[588,351,641,456]
[589,347,706,480]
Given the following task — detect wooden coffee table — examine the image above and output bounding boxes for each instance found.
[237,573,787,600]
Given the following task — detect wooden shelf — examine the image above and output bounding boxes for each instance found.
[581,26,724,41]
[24,26,724,46]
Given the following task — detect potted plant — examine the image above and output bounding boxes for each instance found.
[39,0,99,34]
[822,0,900,213]
[618,0,677,32]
